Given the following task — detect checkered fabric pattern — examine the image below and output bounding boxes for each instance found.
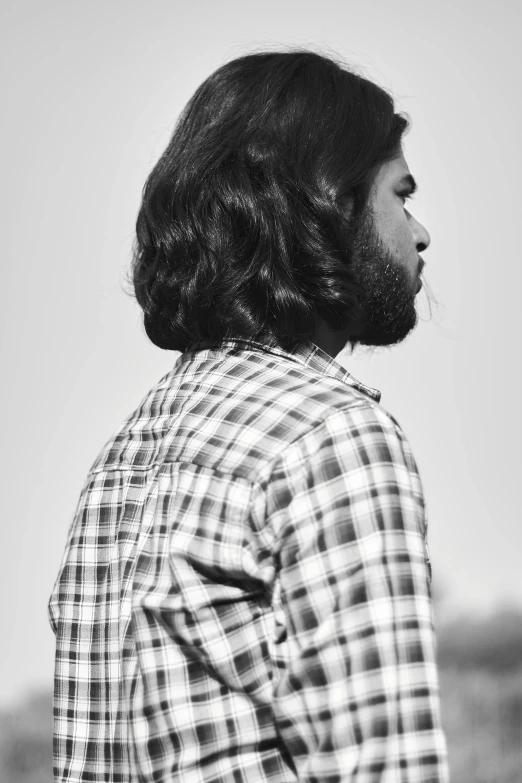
[49,338,449,782]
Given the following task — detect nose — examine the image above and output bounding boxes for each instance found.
[408,212,431,253]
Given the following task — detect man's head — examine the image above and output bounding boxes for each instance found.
[132,50,430,354]
[348,151,430,348]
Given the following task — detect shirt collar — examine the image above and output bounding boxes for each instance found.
[184,337,381,403]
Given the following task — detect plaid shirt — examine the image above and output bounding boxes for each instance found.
[49,338,448,782]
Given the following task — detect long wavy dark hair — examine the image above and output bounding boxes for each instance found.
[132,50,408,351]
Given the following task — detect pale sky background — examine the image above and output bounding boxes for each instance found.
[2,0,521,707]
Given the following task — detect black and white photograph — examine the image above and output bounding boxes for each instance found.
[2,2,521,781]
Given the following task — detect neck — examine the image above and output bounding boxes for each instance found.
[313,319,353,358]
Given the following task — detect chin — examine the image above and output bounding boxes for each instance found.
[358,308,418,347]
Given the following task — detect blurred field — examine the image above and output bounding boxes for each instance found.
[0,690,53,783]
[437,608,522,783]
[440,668,522,783]
[2,608,521,782]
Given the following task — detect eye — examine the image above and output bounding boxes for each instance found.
[398,190,414,205]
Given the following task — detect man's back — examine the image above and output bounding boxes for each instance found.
[50,339,447,782]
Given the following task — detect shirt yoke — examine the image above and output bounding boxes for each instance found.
[90,347,395,487]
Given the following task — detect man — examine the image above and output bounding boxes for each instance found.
[49,51,449,782]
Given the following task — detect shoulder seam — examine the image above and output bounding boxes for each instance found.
[253,397,404,489]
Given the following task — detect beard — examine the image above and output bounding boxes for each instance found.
[348,209,420,347]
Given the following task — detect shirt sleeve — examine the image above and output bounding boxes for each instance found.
[266,402,449,783]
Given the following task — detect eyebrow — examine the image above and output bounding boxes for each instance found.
[399,174,418,194]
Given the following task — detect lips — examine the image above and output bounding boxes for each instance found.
[416,258,424,293]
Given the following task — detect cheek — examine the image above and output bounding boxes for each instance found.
[374,204,415,260]
[389,215,415,256]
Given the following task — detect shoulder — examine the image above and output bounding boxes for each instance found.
[219,354,396,482]
[265,395,417,484]
[84,349,417,488]
[262,396,426,527]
